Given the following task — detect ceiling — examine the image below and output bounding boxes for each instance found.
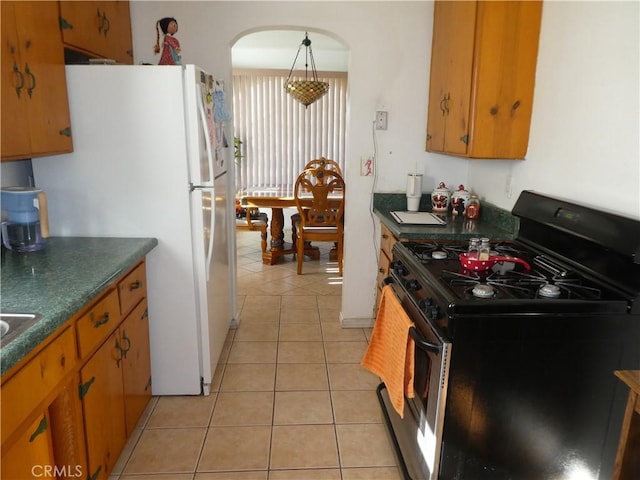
[232,30,349,72]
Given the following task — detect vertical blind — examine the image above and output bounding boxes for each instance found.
[232,69,348,189]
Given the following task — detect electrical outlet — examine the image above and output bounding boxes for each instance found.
[361,156,374,176]
[375,111,388,130]
[505,173,513,198]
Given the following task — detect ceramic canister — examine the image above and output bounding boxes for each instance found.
[451,184,470,216]
[431,182,451,213]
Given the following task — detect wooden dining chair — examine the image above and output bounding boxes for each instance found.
[291,157,343,250]
[235,206,269,254]
[293,167,345,275]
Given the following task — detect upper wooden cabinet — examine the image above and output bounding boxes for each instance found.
[1,1,72,161]
[426,0,543,159]
[59,1,133,64]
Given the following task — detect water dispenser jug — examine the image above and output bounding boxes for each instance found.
[1,186,49,252]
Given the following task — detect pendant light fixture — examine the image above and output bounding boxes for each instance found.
[285,32,330,108]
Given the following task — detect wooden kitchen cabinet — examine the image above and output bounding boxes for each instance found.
[375,223,398,312]
[0,1,72,161]
[80,328,127,480]
[59,1,133,64]
[426,0,542,159]
[613,370,640,480]
[1,413,55,480]
[76,289,120,360]
[117,262,152,436]
[0,327,77,447]
[80,261,151,479]
[121,299,152,436]
[1,260,152,480]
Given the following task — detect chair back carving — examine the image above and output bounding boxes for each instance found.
[294,167,345,229]
[301,158,342,185]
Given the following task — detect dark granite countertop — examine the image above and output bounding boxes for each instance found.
[1,237,158,376]
[373,193,518,240]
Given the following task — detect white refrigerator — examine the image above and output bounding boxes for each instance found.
[32,65,236,395]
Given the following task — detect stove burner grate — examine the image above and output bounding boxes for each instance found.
[405,242,440,261]
[441,268,603,300]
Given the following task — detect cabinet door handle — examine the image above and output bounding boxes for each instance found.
[24,63,36,98]
[29,415,48,443]
[129,280,142,291]
[93,312,110,328]
[145,376,152,391]
[12,62,24,98]
[95,8,103,34]
[440,93,450,116]
[115,338,124,367]
[97,9,109,37]
[79,376,96,399]
[59,127,71,137]
[120,330,132,356]
[102,14,110,37]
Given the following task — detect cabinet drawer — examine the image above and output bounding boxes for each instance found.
[76,290,120,359]
[1,327,75,445]
[118,262,147,316]
[380,224,397,259]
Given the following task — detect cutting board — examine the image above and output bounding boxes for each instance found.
[390,211,446,226]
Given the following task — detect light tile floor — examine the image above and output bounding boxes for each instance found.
[110,229,401,480]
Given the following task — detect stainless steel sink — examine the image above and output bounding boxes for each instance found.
[0,313,42,347]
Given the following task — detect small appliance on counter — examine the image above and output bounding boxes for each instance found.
[406,173,423,212]
[1,187,49,252]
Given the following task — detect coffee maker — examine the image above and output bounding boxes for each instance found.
[1,186,49,252]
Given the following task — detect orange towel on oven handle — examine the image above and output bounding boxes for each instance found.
[361,284,415,418]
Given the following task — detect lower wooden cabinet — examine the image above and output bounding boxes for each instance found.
[0,260,151,480]
[375,223,398,313]
[80,328,127,479]
[1,412,55,480]
[121,300,152,436]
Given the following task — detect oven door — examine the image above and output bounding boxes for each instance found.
[377,276,452,480]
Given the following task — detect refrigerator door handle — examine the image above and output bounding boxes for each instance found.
[205,191,215,281]
[196,83,216,184]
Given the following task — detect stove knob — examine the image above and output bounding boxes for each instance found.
[419,298,439,320]
[428,304,440,321]
[391,261,408,277]
[406,279,421,291]
[418,298,433,314]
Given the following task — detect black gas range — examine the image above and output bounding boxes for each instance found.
[377,190,640,480]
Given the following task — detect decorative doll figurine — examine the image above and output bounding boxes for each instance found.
[154,17,181,65]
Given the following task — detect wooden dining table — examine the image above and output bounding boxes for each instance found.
[239,186,340,265]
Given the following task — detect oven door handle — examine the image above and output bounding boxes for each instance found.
[383,275,443,353]
[410,327,442,353]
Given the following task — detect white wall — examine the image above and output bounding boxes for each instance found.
[470,1,640,217]
[129,0,639,324]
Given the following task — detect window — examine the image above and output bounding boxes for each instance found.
[232,69,347,190]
